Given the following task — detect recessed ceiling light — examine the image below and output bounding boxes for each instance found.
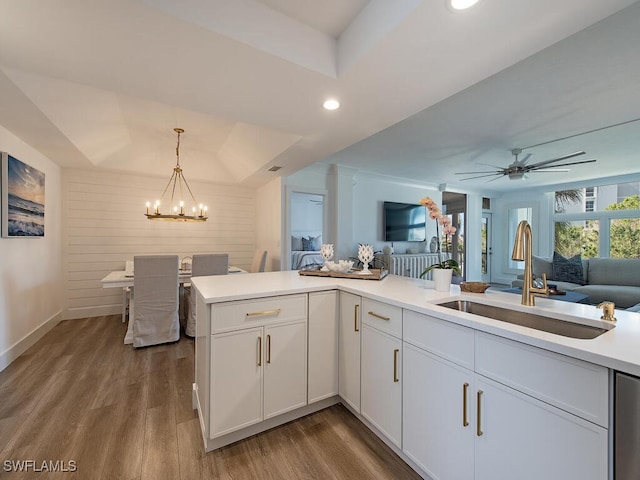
[448,0,480,10]
[323,99,340,111]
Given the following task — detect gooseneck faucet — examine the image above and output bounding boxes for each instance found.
[511,220,549,306]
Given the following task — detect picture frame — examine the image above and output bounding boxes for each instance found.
[1,152,45,237]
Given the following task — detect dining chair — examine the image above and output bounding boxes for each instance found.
[251,249,268,273]
[132,255,180,348]
[183,253,229,337]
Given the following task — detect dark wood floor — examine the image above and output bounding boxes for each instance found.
[0,315,421,479]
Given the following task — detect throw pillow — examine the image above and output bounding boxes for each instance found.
[301,237,314,251]
[310,235,322,250]
[552,252,586,285]
[291,235,303,251]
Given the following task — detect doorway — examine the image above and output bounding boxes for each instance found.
[481,213,492,283]
[442,192,466,280]
[285,189,327,270]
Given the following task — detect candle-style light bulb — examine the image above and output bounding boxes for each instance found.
[203,206,208,218]
[154,201,160,215]
[145,201,150,215]
[179,200,184,215]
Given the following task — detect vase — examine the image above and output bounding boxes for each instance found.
[432,268,453,292]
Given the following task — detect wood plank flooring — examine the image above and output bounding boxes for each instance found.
[0,315,421,480]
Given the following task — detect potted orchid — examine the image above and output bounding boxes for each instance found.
[418,197,461,284]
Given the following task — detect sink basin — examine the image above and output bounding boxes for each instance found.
[437,300,613,339]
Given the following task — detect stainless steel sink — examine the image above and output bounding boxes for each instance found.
[437,300,612,339]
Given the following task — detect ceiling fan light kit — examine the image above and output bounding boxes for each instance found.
[455,148,597,182]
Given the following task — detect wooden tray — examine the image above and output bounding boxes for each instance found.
[298,267,388,281]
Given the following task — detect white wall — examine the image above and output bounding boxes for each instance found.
[63,168,256,319]
[255,177,282,271]
[352,172,440,256]
[0,126,63,371]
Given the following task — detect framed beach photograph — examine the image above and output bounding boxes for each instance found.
[1,152,45,237]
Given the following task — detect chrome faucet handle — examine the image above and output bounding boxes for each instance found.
[597,301,616,322]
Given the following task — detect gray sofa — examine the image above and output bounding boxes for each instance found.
[512,256,640,308]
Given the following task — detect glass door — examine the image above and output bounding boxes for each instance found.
[481,213,491,283]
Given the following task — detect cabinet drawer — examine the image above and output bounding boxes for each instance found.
[362,297,402,338]
[475,332,609,427]
[212,294,307,333]
[403,309,474,370]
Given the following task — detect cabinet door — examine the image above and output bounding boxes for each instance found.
[210,327,263,437]
[263,320,308,419]
[403,343,474,480]
[339,292,361,412]
[361,325,402,448]
[308,291,338,403]
[474,376,608,480]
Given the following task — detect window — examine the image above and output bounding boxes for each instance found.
[554,182,640,259]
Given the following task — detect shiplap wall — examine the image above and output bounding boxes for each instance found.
[63,168,256,319]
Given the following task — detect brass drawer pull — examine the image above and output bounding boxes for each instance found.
[246,308,281,317]
[257,336,262,367]
[393,349,399,383]
[266,334,271,364]
[463,383,469,427]
[354,304,360,332]
[368,311,390,321]
[477,389,484,437]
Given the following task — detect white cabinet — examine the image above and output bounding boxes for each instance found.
[475,376,608,480]
[338,291,361,412]
[263,321,308,419]
[402,310,609,480]
[211,327,263,436]
[209,294,308,439]
[308,291,338,403]
[361,298,403,448]
[403,343,474,480]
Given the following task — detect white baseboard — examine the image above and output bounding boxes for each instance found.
[63,305,120,320]
[0,309,63,372]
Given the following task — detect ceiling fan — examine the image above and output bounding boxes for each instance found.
[455,148,597,181]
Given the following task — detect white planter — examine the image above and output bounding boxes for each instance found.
[432,268,453,292]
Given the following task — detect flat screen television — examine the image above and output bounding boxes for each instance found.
[383,201,426,242]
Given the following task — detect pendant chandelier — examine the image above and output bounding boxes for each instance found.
[145,128,207,222]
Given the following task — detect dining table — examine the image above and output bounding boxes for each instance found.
[101,266,246,344]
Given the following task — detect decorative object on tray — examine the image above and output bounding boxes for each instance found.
[460,281,491,293]
[357,244,374,275]
[299,266,388,281]
[418,196,461,291]
[429,236,438,253]
[320,243,334,271]
[324,260,354,273]
[382,244,394,254]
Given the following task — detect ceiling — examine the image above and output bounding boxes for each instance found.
[1,0,639,192]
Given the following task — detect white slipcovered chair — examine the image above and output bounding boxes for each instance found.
[251,249,268,273]
[132,255,180,348]
[183,253,229,337]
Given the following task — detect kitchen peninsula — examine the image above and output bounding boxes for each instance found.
[192,271,640,480]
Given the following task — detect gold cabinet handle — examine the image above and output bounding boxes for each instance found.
[266,334,271,364]
[368,311,391,321]
[463,383,469,427]
[257,336,262,367]
[354,304,360,332]
[477,390,483,437]
[246,308,281,318]
[393,349,399,383]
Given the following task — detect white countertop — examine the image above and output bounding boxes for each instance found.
[191,271,640,377]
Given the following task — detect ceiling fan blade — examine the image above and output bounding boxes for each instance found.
[457,172,506,181]
[478,163,506,170]
[526,151,586,169]
[455,170,503,175]
[529,159,596,170]
[530,168,571,173]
